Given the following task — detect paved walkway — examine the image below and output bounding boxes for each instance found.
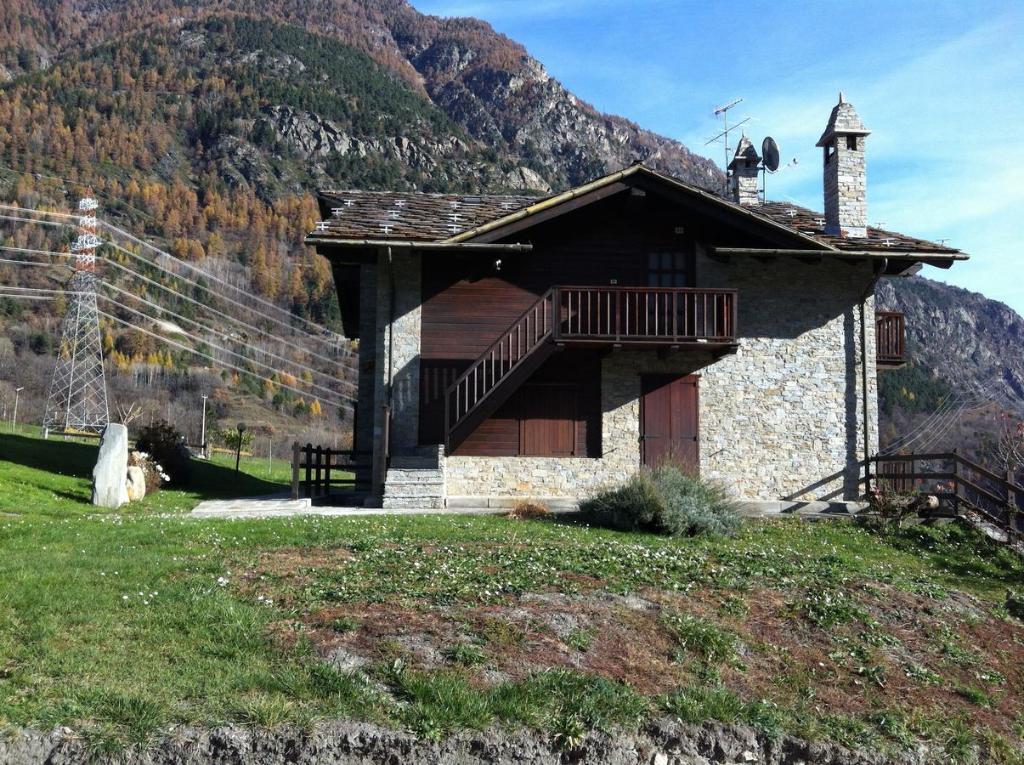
[191,495,507,519]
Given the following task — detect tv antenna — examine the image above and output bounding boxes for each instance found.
[706,97,751,193]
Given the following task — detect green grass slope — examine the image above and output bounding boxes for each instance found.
[0,430,1023,761]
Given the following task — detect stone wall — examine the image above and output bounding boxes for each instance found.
[445,257,878,502]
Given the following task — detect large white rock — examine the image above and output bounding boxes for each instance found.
[92,424,129,508]
[125,465,147,502]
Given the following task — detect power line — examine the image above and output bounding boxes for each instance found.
[98,279,354,393]
[96,287,354,402]
[99,250,354,377]
[0,202,346,344]
[105,239,352,365]
[2,289,351,409]
[0,209,355,369]
[0,240,355,388]
[97,309,348,410]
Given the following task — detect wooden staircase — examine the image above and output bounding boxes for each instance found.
[443,285,739,453]
[444,288,560,452]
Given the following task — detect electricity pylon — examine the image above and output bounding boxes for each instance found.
[42,198,109,434]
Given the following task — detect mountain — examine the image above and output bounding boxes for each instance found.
[0,0,720,438]
[0,0,722,193]
[877,276,1024,459]
[0,0,1019,465]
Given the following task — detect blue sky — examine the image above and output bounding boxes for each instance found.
[415,0,1024,314]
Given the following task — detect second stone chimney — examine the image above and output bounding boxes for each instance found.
[728,134,760,206]
[816,93,870,237]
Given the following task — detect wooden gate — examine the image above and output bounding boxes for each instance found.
[640,374,699,474]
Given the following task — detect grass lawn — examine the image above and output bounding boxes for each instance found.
[1,430,1023,761]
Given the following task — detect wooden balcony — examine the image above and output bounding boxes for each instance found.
[876,311,906,368]
[554,286,738,349]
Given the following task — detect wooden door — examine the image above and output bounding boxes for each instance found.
[641,375,699,473]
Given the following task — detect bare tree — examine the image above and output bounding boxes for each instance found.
[988,412,1024,477]
[115,401,144,427]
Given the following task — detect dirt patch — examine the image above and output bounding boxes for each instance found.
[247,562,1024,747]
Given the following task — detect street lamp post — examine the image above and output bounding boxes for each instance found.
[200,394,208,457]
[12,387,24,433]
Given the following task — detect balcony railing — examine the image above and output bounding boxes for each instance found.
[876,310,906,367]
[554,286,738,344]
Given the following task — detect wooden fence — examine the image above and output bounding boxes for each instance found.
[870,452,1022,545]
[290,442,371,501]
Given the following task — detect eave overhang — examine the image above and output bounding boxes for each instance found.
[710,246,968,274]
[305,236,533,253]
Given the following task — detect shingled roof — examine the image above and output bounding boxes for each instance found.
[755,201,960,255]
[312,189,537,242]
[307,165,963,260]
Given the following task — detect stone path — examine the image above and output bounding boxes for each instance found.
[191,495,507,520]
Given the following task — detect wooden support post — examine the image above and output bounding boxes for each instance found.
[291,441,300,501]
[314,446,323,497]
[304,442,312,499]
[952,450,962,516]
[1007,468,1017,544]
[325,447,333,499]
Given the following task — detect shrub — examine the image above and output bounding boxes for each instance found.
[578,465,739,537]
[578,471,667,533]
[128,450,167,494]
[135,420,192,486]
[651,465,741,537]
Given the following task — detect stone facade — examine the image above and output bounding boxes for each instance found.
[445,256,878,502]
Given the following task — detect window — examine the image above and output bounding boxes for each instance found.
[647,251,689,287]
[846,135,858,150]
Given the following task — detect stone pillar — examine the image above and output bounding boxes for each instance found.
[354,262,377,457]
[371,247,422,472]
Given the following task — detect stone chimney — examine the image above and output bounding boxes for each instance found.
[728,134,761,205]
[816,92,870,237]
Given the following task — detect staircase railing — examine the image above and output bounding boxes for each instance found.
[444,288,556,450]
[868,451,1022,547]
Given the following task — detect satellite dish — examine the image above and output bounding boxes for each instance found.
[762,136,780,172]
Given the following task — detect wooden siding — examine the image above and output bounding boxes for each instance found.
[448,352,600,457]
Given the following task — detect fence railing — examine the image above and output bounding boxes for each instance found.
[555,286,738,344]
[876,311,905,366]
[870,451,1022,545]
[290,441,371,500]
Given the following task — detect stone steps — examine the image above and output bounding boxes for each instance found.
[382,458,445,509]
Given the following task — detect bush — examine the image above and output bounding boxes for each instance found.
[135,420,192,486]
[579,465,739,537]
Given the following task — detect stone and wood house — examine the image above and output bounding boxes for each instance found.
[307,96,966,509]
